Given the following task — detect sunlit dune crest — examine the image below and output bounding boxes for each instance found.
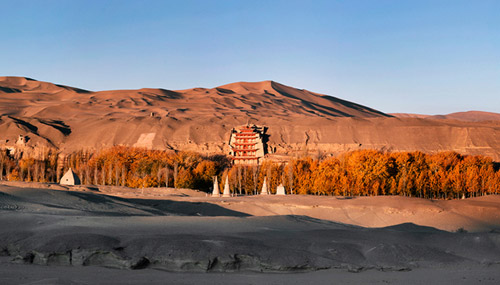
[1,76,499,161]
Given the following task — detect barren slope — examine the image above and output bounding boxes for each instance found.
[430,111,500,122]
[392,111,500,122]
[1,76,499,160]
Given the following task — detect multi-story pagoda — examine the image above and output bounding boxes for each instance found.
[229,124,265,165]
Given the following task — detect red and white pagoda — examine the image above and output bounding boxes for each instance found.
[229,124,265,165]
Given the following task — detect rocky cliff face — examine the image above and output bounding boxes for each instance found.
[1,76,499,160]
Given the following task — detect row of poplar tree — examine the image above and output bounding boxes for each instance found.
[1,146,499,199]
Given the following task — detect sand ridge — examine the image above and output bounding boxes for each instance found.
[1,76,500,160]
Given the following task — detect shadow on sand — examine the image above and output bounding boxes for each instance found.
[62,191,251,217]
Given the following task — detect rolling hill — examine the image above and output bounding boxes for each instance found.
[391,111,500,122]
[1,76,499,160]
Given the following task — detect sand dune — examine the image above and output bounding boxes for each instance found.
[1,182,499,284]
[1,77,499,160]
[389,113,431,119]
[392,111,500,122]
[430,111,500,122]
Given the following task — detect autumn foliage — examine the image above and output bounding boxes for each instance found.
[283,150,500,199]
[1,147,499,199]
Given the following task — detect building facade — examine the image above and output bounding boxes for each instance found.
[229,124,265,165]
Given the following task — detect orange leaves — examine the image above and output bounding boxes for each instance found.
[291,157,318,195]
[193,160,217,182]
[79,146,225,190]
[7,169,21,181]
[284,150,499,199]
[312,158,341,195]
[175,167,195,189]
[127,175,158,188]
[3,145,499,199]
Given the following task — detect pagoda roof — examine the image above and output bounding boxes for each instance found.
[232,157,259,160]
[233,142,257,145]
[234,133,257,136]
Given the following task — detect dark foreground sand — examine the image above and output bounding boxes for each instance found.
[1,258,499,285]
[1,182,500,284]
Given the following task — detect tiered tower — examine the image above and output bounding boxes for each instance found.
[229,124,265,165]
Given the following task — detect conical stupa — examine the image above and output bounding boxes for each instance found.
[260,177,268,195]
[60,168,81,185]
[223,175,231,197]
[276,183,286,195]
[211,176,220,197]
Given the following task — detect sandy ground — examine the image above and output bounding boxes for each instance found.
[93,182,500,232]
[1,181,500,284]
[1,257,499,285]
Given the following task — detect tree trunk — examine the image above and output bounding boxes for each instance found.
[165,167,169,188]
[237,166,242,195]
[101,167,106,185]
[173,163,178,189]
[115,165,120,186]
[121,167,126,186]
[157,167,161,188]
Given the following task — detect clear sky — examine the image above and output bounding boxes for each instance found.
[1,0,498,114]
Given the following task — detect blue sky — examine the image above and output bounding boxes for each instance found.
[1,0,498,114]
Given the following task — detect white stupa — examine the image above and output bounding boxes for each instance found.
[212,176,220,197]
[60,168,81,185]
[222,175,231,197]
[260,177,269,195]
[276,184,286,195]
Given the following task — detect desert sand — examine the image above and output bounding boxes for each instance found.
[1,181,499,284]
[392,111,500,122]
[1,76,500,160]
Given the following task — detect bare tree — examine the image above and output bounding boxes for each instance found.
[34,162,39,182]
[173,163,178,188]
[243,166,248,195]
[0,153,4,181]
[7,163,12,181]
[157,166,162,188]
[94,167,98,185]
[108,164,113,185]
[267,166,272,194]
[121,166,126,186]
[19,163,25,182]
[288,162,294,194]
[252,166,259,195]
[85,166,91,185]
[27,163,31,182]
[41,162,46,182]
[115,164,119,186]
[165,167,169,188]
[56,165,61,183]
[101,167,106,185]
[237,166,242,195]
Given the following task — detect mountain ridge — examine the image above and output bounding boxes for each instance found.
[391,111,500,122]
[1,76,499,161]
[0,77,390,124]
